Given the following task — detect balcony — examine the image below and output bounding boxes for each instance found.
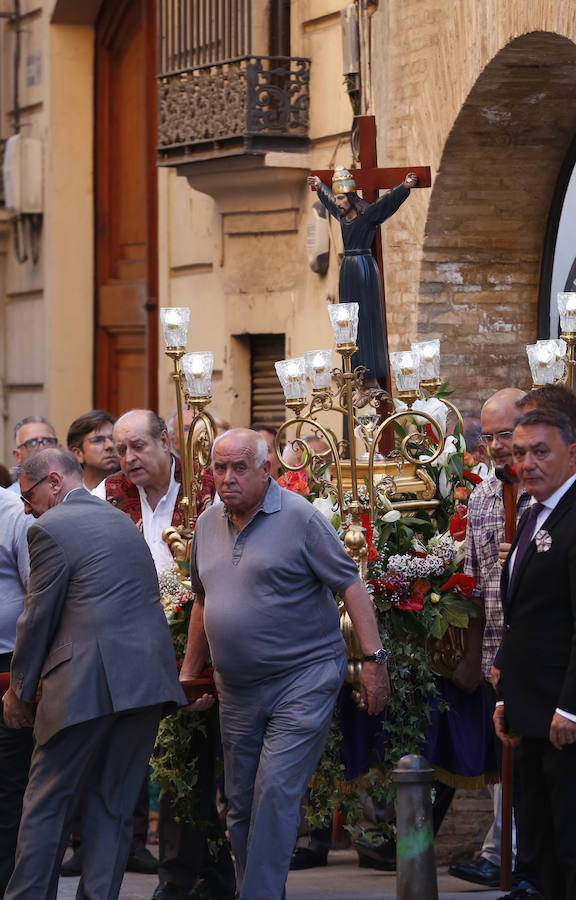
[157,54,310,164]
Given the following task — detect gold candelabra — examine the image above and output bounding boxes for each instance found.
[159,308,218,568]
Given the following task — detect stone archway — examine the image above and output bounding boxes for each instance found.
[419,31,576,410]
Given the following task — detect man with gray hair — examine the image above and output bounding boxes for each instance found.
[180,427,390,900]
[2,448,185,899]
[7,416,58,493]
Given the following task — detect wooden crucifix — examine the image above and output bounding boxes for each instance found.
[310,115,431,403]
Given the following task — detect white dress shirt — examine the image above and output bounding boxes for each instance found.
[92,461,180,573]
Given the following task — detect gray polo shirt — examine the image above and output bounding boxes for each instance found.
[0,487,30,654]
[190,478,357,685]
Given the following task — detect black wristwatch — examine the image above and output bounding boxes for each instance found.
[363,648,389,664]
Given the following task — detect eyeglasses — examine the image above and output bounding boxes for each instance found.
[481,431,514,445]
[20,474,49,505]
[17,436,58,451]
[85,435,114,446]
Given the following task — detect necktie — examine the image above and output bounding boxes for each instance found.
[508,501,544,594]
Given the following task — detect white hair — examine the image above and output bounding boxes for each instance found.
[212,430,269,467]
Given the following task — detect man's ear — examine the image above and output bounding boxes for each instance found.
[160,429,171,452]
[12,447,22,464]
[48,470,64,494]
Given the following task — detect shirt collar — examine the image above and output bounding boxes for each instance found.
[531,472,576,512]
[136,458,177,509]
[221,476,282,521]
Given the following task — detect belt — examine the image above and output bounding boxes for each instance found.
[343,249,372,257]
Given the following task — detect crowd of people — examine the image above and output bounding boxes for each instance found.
[1,382,576,900]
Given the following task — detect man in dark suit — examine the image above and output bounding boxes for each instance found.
[494,408,576,900]
[1,448,186,900]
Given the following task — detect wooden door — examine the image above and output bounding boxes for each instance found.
[94,0,158,414]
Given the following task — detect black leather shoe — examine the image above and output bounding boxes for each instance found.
[151,884,189,900]
[126,845,159,874]
[61,848,83,876]
[496,890,544,900]
[289,847,328,870]
[354,836,396,871]
[448,857,500,887]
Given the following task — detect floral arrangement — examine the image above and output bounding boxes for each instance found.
[279,391,487,830]
[152,565,212,823]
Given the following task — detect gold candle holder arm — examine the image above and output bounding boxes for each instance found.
[184,407,217,522]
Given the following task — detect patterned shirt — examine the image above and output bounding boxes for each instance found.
[464,475,530,679]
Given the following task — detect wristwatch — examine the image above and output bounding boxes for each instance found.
[363,648,389,664]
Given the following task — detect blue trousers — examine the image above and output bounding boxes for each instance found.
[216,655,346,900]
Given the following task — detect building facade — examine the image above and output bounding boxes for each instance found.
[1,0,576,461]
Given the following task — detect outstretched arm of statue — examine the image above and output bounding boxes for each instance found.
[309,177,340,219]
[341,578,391,715]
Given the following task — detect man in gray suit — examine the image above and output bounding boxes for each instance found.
[2,448,186,900]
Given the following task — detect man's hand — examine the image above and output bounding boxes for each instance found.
[493,703,521,748]
[490,666,501,692]
[360,662,390,715]
[404,172,419,188]
[549,711,576,750]
[183,694,216,713]
[2,688,35,730]
[498,541,512,568]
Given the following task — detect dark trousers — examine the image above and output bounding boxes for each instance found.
[0,654,33,897]
[158,708,235,896]
[518,737,576,900]
[5,705,162,900]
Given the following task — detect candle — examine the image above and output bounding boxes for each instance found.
[164,309,180,328]
[312,352,325,372]
[336,307,350,327]
[537,344,554,366]
[400,352,414,374]
[422,344,436,362]
[190,356,204,377]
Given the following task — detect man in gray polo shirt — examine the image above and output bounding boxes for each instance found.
[180,428,389,900]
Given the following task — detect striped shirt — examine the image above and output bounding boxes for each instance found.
[464,475,530,679]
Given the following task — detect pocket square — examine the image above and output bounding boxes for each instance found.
[534,529,552,552]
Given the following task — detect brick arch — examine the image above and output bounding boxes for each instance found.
[418,31,576,410]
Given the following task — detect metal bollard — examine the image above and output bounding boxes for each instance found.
[392,754,439,900]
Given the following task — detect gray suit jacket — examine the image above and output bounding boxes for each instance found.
[11,489,186,744]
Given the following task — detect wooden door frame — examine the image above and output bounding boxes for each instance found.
[94,0,158,412]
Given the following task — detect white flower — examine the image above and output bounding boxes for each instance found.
[412,397,448,436]
[382,509,401,523]
[313,495,341,531]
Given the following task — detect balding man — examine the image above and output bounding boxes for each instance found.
[2,449,184,899]
[180,428,390,900]
[449,389,540,898]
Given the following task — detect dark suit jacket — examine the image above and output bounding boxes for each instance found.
[11,489,186,744]
[496,481,576,737]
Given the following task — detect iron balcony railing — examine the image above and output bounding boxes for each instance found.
[157,55,310,161]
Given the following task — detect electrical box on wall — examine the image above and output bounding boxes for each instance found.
[2,134,43,215]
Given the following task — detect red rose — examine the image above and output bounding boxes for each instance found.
[454,485,469,501]
[439,573,476,599]
[278,470,309,496]
[367,544,379,563]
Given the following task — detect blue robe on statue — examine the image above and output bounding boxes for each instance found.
[315,181,410,380]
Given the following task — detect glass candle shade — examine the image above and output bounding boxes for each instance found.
[275,357,307,401]
[526,339,566,386]
[160,307,190,349]
[558,293,576,333]
[182,352,214,398]
[390,350,421,393]
[411,339,440,382]
[304,349,332,390]
[328,302,359,346]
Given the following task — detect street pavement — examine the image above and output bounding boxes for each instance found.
[56,848,507,899]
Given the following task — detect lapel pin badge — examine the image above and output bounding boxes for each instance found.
[534,529,552,553]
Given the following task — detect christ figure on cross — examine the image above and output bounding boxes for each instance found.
[307,166,418,389]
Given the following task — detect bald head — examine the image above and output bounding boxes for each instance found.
[113,409,172,495]
[481,388,526,466]
[20,448,83,517]
[212,429,271,524]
